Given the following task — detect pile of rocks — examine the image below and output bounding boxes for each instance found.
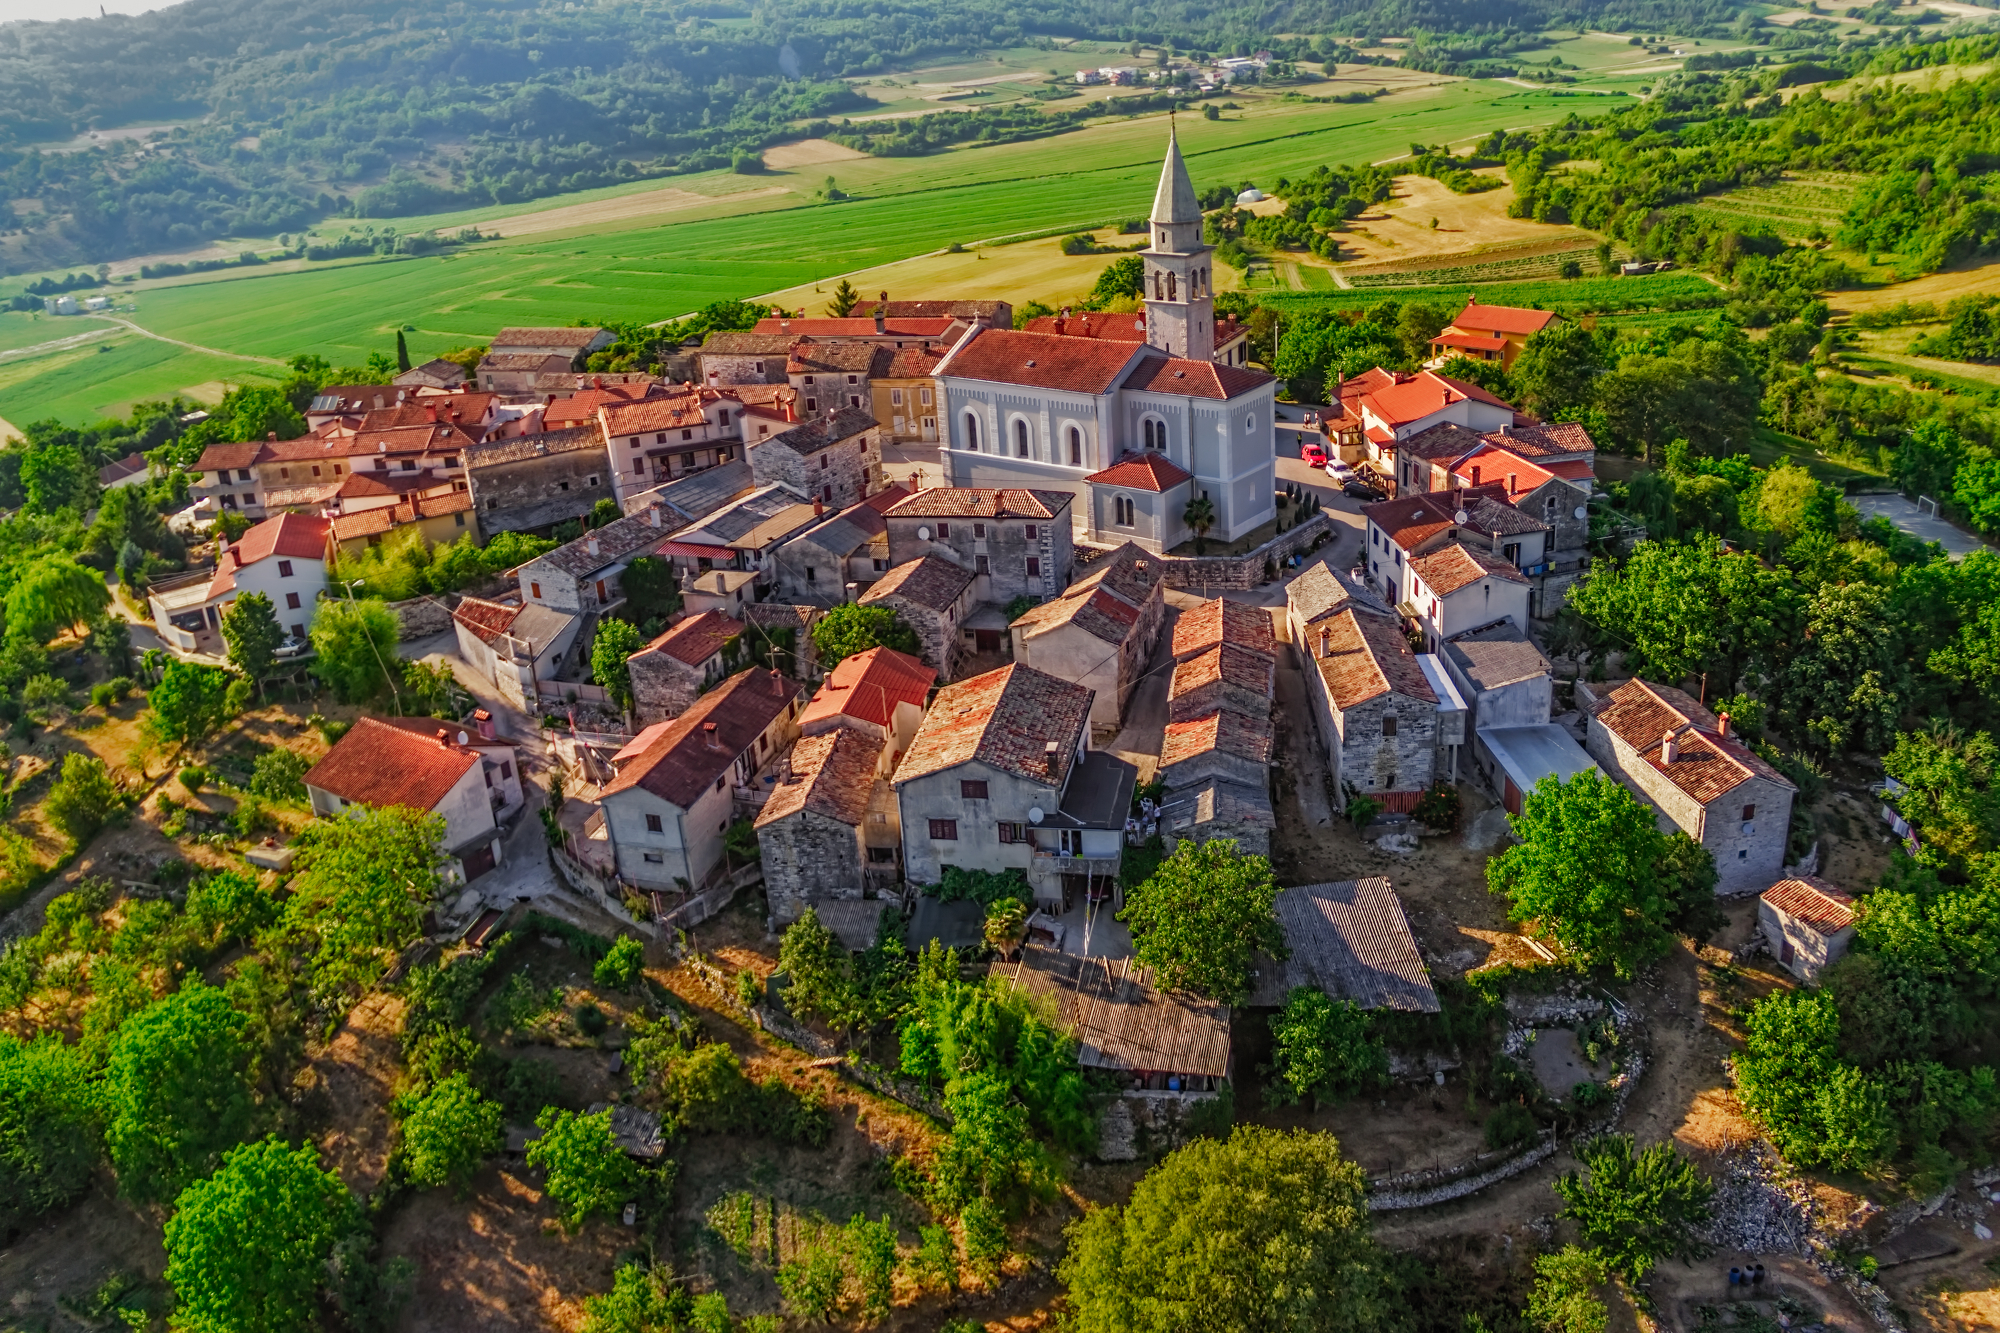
[1697,1143,1816,1256]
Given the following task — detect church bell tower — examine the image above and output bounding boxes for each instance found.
[1141,125,1216,362]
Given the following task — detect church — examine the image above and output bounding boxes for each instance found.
[933,129,1278,554]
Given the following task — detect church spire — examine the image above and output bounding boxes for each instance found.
[1150,124,1201,226]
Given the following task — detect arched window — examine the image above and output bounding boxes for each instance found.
[1142,417,1165,451]
[1067,426,1082,467]
[1166,271,1177,301]
[964,413,980,451]
[1014,419,1031,458]
[1151,271,1163,300]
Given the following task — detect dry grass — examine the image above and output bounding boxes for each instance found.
[761,138,870,170]
[1334,171,1594,268]
[485,185,792,240]
[757,227,1163,316]
[1829,259,2000,316]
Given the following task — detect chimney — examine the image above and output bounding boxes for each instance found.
[780,317,791,334]
[813,497,824,517]
[267,431,277,442]
[1718,712,1732,739]
[874,294,886,335]
[593,375,604,390]
[435,728,451,749]
[1662,730,1678,763]
[1044,740,1060,776]
[216,533,229,555]
[586,535,601,557]
[1470,465,1481,487]
[703,721,721,749]
[1319,627,1331,657]
[648,504,662,528]
[772,670,785,697]
[373,393,384,410]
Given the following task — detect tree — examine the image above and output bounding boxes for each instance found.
[1891,418,1965,502]
[1119,839,1284,1002]
[1772,581,1910,755]
[592,618,647,712]
[44,753,120,845]
[5,555,109,645]
[810,603,917,671]
[1553,1134,1713,1281]
[309,596,403,703]
[250,747,312,802]
[1090,255,1146,305]
[164,1137,354,1333]
[1266,988,1387,1107]
[1059,1126,1383,1333]
[220,591,285,696]
[105,983,257,1203]
[395,329,411,372]
[1883,726,2000,871]
[527,1107,637,1228]
[1274,309,1403,402]
[1733,987,1892,1170]
[20,440,96,514]
[1486,771,1677,980]
[286,805,447,1009]
[400,1074,502,1193]
[777,907,859,1031]
[1527,1246,1610,1333]
[828,277,860,317]
[1182,493,1218,554]
[933,1072,1057,1210]
[1509,321,1608,420]
[594,935,647,989]
[1394,301,1452,364]
[581,1263,707,1333]
[0,1035,104,1236]
[142,658,234,756]
[1595,331,1762,462]
[619,556,680,623]
[1566,540,1794,691]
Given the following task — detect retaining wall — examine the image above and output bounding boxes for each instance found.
[386,593,455,641]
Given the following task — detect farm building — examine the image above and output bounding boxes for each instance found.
[989,945,1232,1093]
[1248,878,1440,1012]
[1759,876,1858,981]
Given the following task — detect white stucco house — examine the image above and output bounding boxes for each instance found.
[303,716,522,882]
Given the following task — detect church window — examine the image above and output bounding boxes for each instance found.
[1115,495,1135,526]
[1067,426,1082,466]
[1152,271,1163,300]
[1167,271,1177,301]
[964,413,980,451]
[1014,419,1030,457]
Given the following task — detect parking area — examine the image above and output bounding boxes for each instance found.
[1850,492,1991,560]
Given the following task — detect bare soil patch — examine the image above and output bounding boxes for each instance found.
[762,138,871,170]
[0,1180,167,1333]
[300,991,407,1195]
[1880,1242,2000,1333]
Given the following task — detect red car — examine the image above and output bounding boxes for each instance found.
[1300,440,1328,468]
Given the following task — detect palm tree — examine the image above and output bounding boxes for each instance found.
[1183,494,1217,554]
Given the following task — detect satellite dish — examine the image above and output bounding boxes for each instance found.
[916,525,932,541]
[457,730,470,745]
[1574,506,1588,520]
[1454,509,1470,525]
[1027,807,1045,825]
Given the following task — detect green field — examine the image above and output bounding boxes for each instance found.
[1258,271,1722,315]
[0,77,1631,425]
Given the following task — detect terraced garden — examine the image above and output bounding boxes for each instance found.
[1689,171,1860,242]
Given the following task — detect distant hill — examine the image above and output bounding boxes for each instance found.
[0,0,1754,272]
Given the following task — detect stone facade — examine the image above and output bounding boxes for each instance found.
[465,427,612,535]
[748,407,882,510]
[883,490,1076,604]
[756,728,886,926]
[1008,541,1166,730]
[859,556,976,679]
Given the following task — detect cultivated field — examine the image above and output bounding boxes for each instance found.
[1691,172,1859,242]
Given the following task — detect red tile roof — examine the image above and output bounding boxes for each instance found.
[227,511,330,566]
[1410,542,1527,598]
[893,664,1091,787]
[635,610,742,668]
[542,383,662,429]
[1451,300,1562,337]
[862,554,975,613]
[756,727,883,828]
[1310,606,1436,711]
[751,316,956,338]
[1172,597,1277,662]
[799,646,935,731]
[601,668,805,808]
[1085,450,1193,492]
[1121,354,1273,399]
[939,328,1141,395]
[196,441,264,473]
[304,716,479,812]
[1364,487,1510,553]
[1013,543,1161,647]
[600,389,725,436]
[1161,708,1274,769]
[885,487,1072,521]
[1432,331,1508,353]
[1451,446,1558,497]
[1762,876,1856,936]
[1592,679,1794,805]
[1023,310,1148,341]
[1544,459,1596,482]
[1171,643,1275,701]
[452,596,521,645]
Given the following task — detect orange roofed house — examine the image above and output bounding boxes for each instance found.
[892,663,1137,913]
[1426,299,1562,371]
[147,511,331,659]
[304,716,524,882]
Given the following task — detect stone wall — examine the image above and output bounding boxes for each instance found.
[386,593,455,641]
[758,808,866,926]
[628,652,705,725]
[468,450,608,536]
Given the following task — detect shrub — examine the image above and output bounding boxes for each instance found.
[249,748,311,801]
[400,1073,503,1193]
[501,1057,569,1119]
[960,1196,1008,1285]
[575,1002,609,1038]
[1485,1101,1538,1150]
[526,1107,636,1228]
[45,753,122,844]
[592,935,645,989]
[1412,781,1461,831]
[178,764,208,794]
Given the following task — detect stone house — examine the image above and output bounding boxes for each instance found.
[1402,543,1533,652]
[1159,708,1272,790]
[1441,623,1551,732]
[1008,541,1167,730]
[596,668,807,891]
[884,487,1075,606]
[892,664,1135,912]
[600,389,746,507]
[465,426,614,535]
[796,646,934,774]
[395,358,469,390]
[786,340,878,418]
[859,555,976,677]
[870,346,943,444]
[756,727,893,926]
[697,332,798,386]
[1584,679,1797,894]
[451,597,582,710]
[304,716,519,882]
[623,458,757,525]
[491,326,615,361]
[627,610,745,723]
[514,503,684,618]
[1759,875,1857,980]
[749,407,882,509]
[477,353,578,394]
[770,484,910,607]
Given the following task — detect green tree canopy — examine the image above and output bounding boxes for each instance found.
[1119,839,1285,1003]
[5,555,110,646]
[20,440,96,514]
[527,1106,638,1229]
[1486,771,1680,980]
[1772,580,1910,755]
[777,907,858,1030]
[0,1034,104,1236]
[1553,1134,1714,1281]
[810,603,918,671]
[44,752,121,845]
[285,805,448,1011]
[1509,320,1609,420]
[309,596,404,703]
[399,1073,502,1193]
[1566,539,1794,691]
[1266,988,1387,1108]
[1527,1245,1610,1333]
[142,658,234,755]
[1059,1126,1383,1333]
[220,590,285,691]
[105,983,257,1203]
[164,1137,354,1333]
[592,617,647,712]
[1732,987,1892,1170]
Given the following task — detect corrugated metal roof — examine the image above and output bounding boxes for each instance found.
[991,946,1232,1078]
[1248,878,1440,1012]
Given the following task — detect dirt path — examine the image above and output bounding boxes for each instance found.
[0,318,122,361]
[99,315,284,366]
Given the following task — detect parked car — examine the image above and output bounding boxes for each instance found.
[1324,459,1355,482]
[275,636,311,659]
[1342,478,1387,501]
[1299,441,1328,469]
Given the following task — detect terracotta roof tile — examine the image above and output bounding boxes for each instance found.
[493,326,607,350]
[635,610,742,668]
[1161,708,1274,769]
[1397,421,1491,464]
[1171,644,1275,701]
[1023,310,1148,341]
[1309,606,1436,711]
[601,669,805,808]
[542,383,664,429]
[1365,486,1516,553]
[756,727,883,828]
[452,597,520,645]
[1762,876,1856,936]
[1490,420,1597,460]
[1015,543,1160,646]
[862,554,974,613]
[939,328,1140,394]
[600,389,726,436]
[893,664,1091,788]
[750,316,955,338]
[1410,542,1527,598]
[1085,450,1193,492]
[885,488,1072,521]
[304,716,479,812]
[1451,300,1561,337]
[195,441,265,472]
[226,511,329,566]
[799,646,935,731]
[1121,353,1274,399]
[1172,597,1275,662]
[1593,679,1794,805]
[464,425,604,468]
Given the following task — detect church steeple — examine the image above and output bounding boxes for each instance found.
[1141,123,1215,361]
